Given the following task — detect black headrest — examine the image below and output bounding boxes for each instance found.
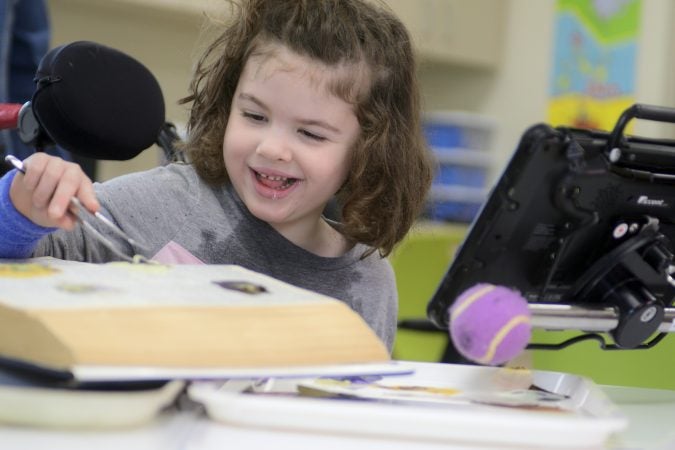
[32,41,165,160]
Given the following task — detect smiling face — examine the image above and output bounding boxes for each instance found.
[223,44,362,245]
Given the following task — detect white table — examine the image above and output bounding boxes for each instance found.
[1,370,674,450]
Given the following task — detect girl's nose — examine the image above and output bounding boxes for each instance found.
[256,130,292,162]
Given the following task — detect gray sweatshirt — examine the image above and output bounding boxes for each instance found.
[31,163,398,350]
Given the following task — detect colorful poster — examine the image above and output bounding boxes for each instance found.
[548,0,642,131]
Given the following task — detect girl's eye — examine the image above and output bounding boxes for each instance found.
[299,129,326,142]
[242,111,266,122]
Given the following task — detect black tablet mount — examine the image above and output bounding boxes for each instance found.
[423,104,675,359]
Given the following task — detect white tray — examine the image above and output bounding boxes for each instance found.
[189,361,628,448]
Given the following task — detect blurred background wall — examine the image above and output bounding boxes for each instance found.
[45,0,675,182]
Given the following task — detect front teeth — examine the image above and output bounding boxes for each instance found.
[258,172,288,182]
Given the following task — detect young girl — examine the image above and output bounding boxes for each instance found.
[0,0,433,350]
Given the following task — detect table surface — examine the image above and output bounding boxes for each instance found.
[1,375,674,450]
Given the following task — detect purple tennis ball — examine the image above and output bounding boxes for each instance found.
[448,283,531,365]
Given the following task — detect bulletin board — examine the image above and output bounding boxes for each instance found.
[547,0,642,132]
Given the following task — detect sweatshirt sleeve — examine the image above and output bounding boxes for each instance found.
[0,170,56,258]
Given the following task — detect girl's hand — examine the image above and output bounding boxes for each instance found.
[9,153,100,230]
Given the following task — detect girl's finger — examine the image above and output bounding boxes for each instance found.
[75,178,100,214]
[19,153,50,192]
[31,161,68,210]
[53,212,79,231]
[47,164,87,219]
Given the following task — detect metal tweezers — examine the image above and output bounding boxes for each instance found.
[4,154,151,263]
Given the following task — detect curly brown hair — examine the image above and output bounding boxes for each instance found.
[180,0,433,257]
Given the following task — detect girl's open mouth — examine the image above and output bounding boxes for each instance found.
[255,171,299,190]
[251,169,302,200]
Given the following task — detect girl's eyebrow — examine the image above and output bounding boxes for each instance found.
[298,118,340,134]
[238,93,341,134]
[238,93,267,110]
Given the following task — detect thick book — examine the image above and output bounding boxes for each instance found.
[0,258,397,383]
